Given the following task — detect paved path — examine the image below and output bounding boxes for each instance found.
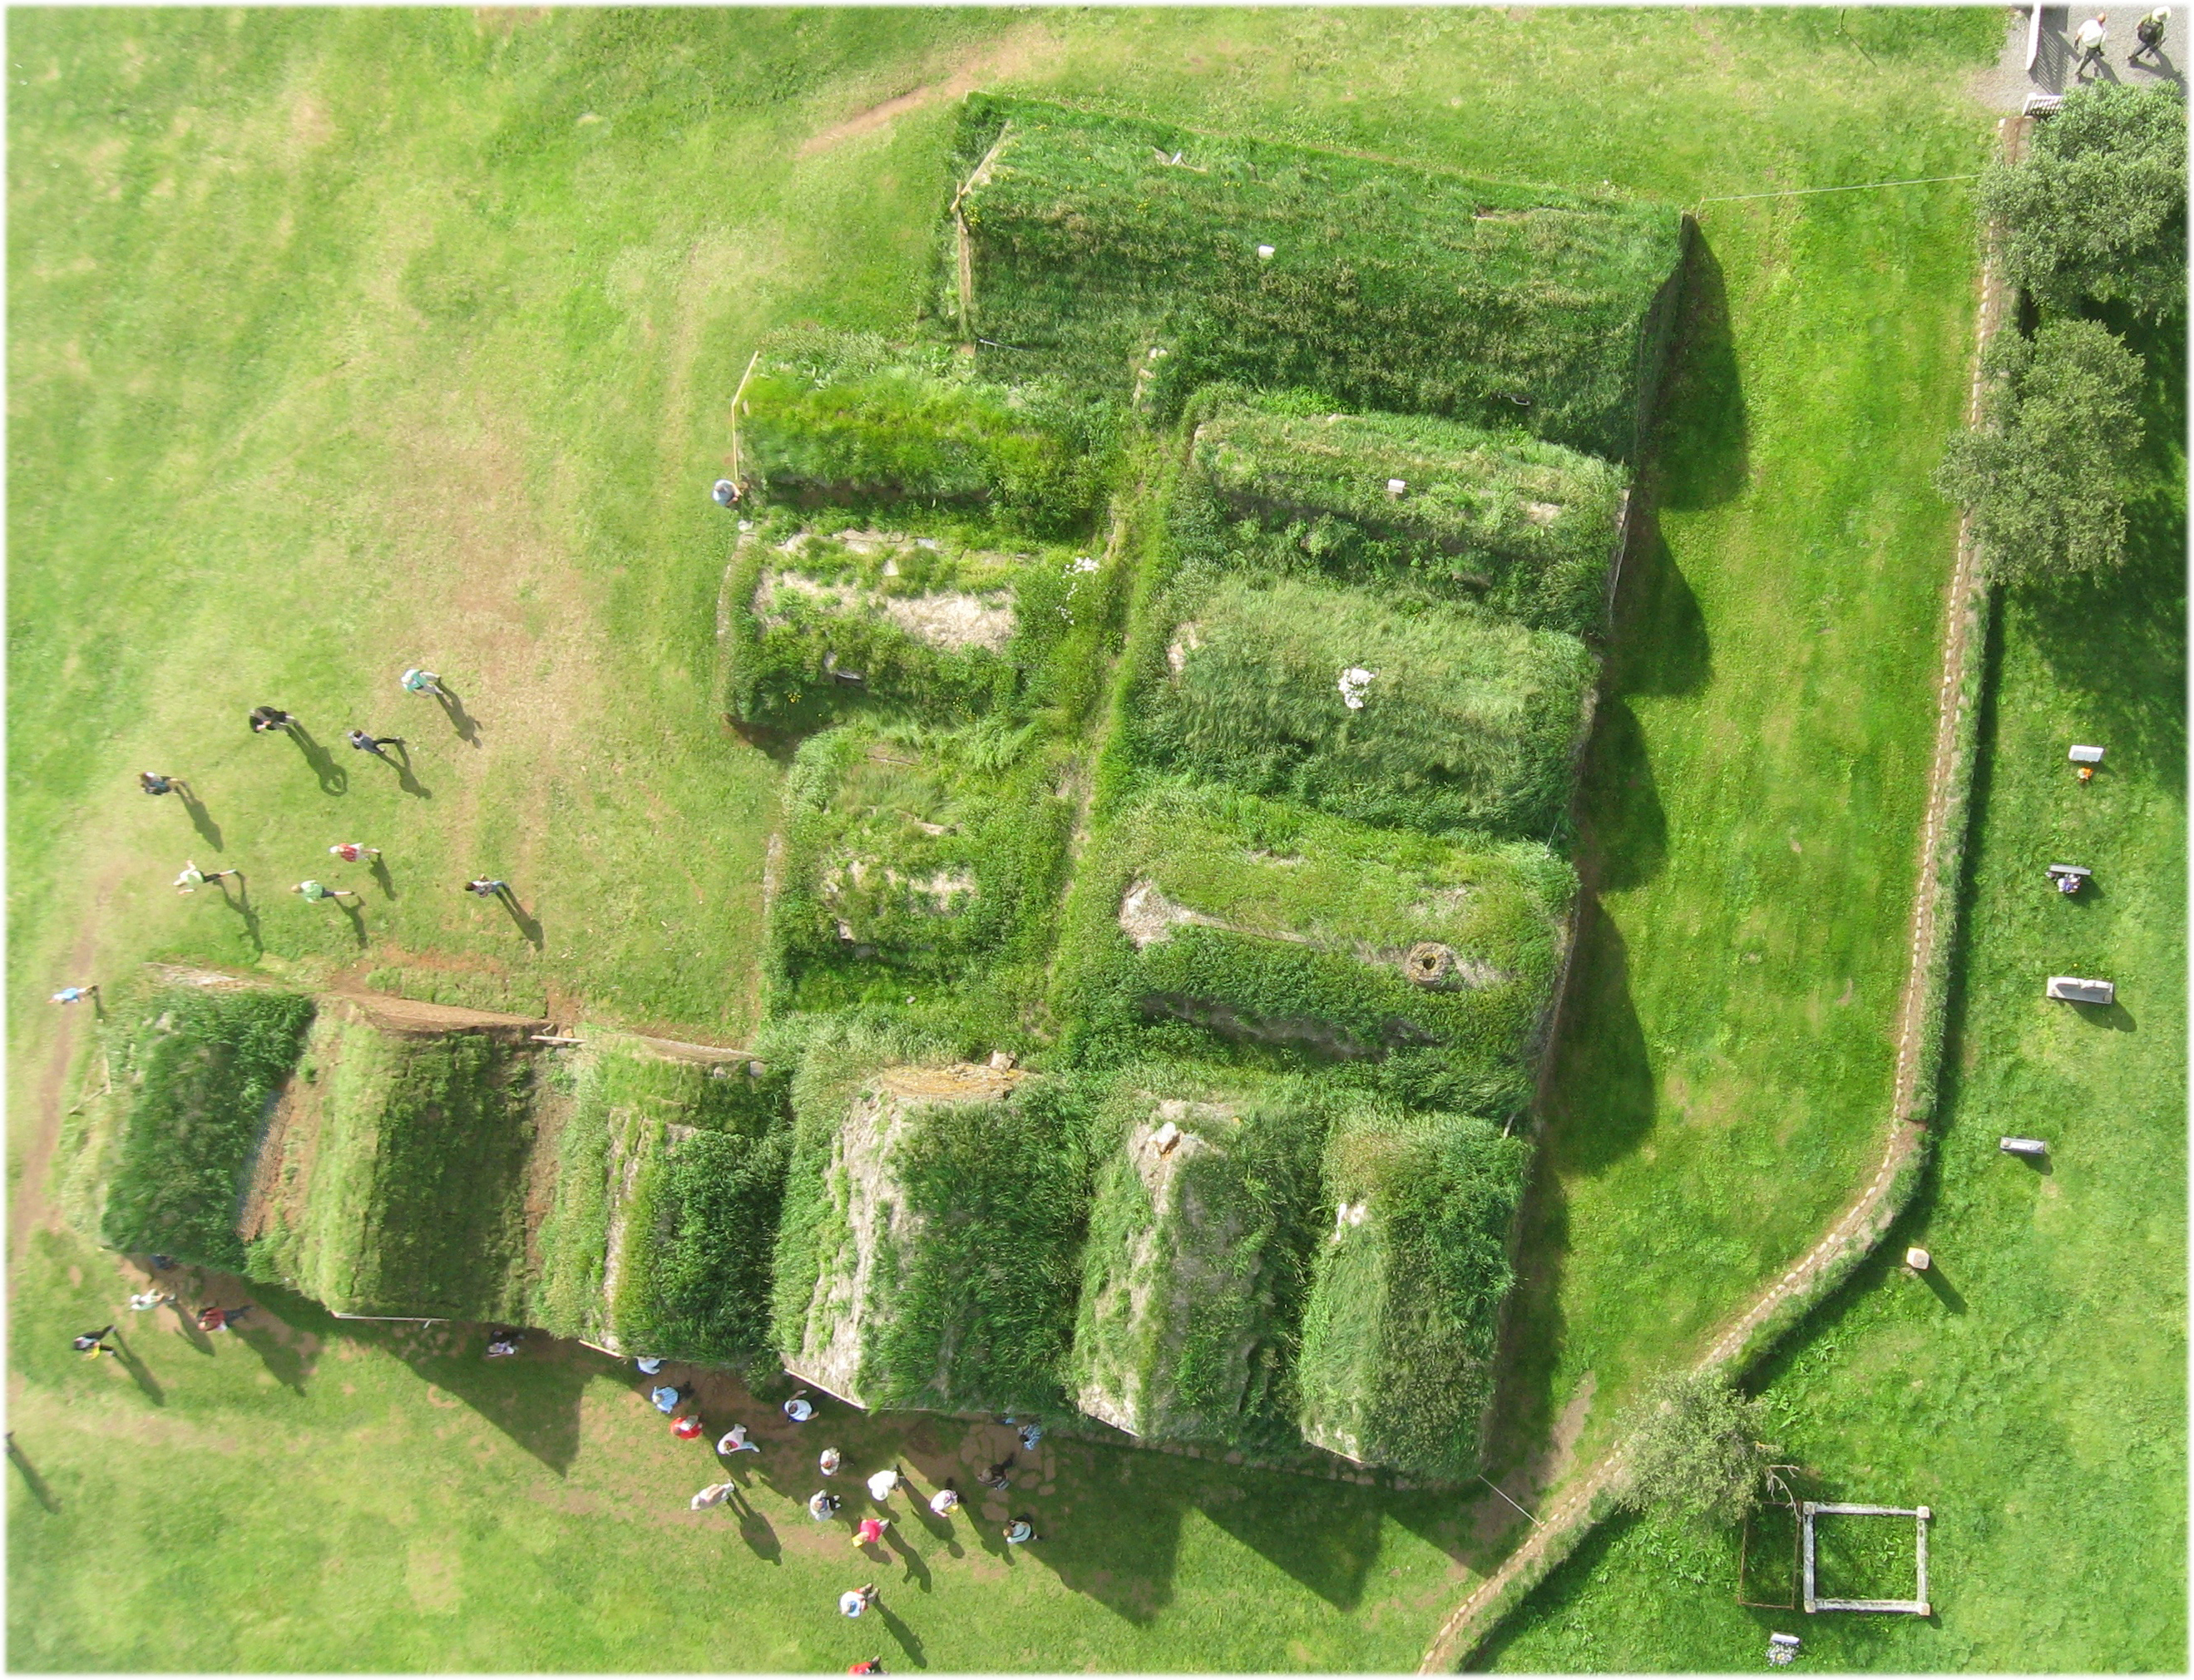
[1977,4,2186,112]
[1414,121,2024,1676]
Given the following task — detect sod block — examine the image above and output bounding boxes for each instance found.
[1294,1108,1529,1483]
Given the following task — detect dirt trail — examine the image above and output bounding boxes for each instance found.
[9,868,131,1287]
[796,25,1051,158]
[1415,126,2019,1673]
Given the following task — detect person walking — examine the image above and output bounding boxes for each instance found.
[249,706,296,734]
[400,668,445,699]
[690,1481,737,1510]
[290,880,357,904]
[72,1327,115,1358]
[865,1466,901,1503]
[346,729,401,760]
[783,1391,815,1423]
[139,772,179,796]
[328,842,380,865]
[635,1356,665,1376]
[650,1383,683,1414]
[51,986,98,1006]
[928,1483,961,1516]
[2133,5,2167,58]
[838,1584,877,1618]
[847,1660,884,1674]
[818,1446,843,1476]
[128,1289,174,1312]
[462,878,508,898]
[1016,1421,1045,1452]
[808,1490,842,1521]
[671,1415,705,1441]
[718,1424,761,1455]
[851,1516,889,1548]
[1004,1516,1037,1545]
[175,861,239,895]
[2076,12,2109,73]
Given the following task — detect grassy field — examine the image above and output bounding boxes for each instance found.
[11,7,2033,1669]
[1480,314,2187,1671]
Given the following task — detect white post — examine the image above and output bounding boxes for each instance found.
[2027,4,2046,72]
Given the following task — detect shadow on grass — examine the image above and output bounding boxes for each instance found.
[435,683,482,749]
[175,782,223,850]
[108,1329,166,1405]
[7,1435,59,1511]
[2024,306,2187,803]
[497,888,544,951]
[285,723,348,795]
[1653,228,1748,513]
[213,872,264,956]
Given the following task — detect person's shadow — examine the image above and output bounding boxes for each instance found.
[383,740,431,800]
[107,1331,166,1406]
[497,887,543,951]
[733,1490,782,1564]
[435,684,482,749]
[886,1527,933,1593]
[874,1600,927,1669]
[338,897,368,948]
[7,1435,58,1511]
[173,781,223,849]
[215,873,264,956]
[368,854,397,900]
[285,724,348,795]
[2130,45,2184,88]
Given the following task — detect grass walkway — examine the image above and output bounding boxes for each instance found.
[1479,314,2186,1671]
[11,9,2019,1668]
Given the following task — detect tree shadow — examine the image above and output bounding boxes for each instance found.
[1575,699,1667,892]
[369,854,397,900]
[286,724,348,795]
[497,888,544,951]
[1653,227,1749,512]
[2022,307,2187,804]
[215,874,264,956]
[1474,1135,1572,1510]
[435,684,482,749]
[7,1435,59,1511]
[175,783,223,850]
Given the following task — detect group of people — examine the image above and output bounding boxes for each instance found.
[2073,8,2171,75]
[634,1356,1050,1633]
[100,668,518,951]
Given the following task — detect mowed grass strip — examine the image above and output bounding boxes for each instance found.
[1487,173,1989,1483]
[1481,310,2185,1673]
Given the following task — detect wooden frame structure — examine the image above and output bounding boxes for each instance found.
[1801,1501,1931,1615]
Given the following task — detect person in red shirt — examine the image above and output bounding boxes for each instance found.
[851,1516,889,1547]
[671,1415,704,1440]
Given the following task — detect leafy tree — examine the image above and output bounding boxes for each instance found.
[1614,1368,1777,1529]
[1978,85,2187,318]
[1935,319,2146,585]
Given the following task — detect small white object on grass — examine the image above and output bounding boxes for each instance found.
[1905,1247,1930,1271]
[1256,244,1276,259]
[1768,1632,1801,1666]
[1999,1136,2048,1157]
[1150,1120,1182,1156]
[1337,666,1375,710]
[1387,478,1407,496]
[2069,744,2105,764]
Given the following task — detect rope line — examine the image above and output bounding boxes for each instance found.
[1697,172,1981,205]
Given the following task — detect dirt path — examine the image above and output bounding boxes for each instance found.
[1415,131,2017,1673]
[795,24,1052,159]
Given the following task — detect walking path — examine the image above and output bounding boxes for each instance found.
[1975,4,2186,111]
[1415,124,2020,1675]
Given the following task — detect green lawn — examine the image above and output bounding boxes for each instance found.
[1480,313,2187,1671]
[10,7,2044,1670]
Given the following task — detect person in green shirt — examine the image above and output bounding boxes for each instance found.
[290,880,357,904]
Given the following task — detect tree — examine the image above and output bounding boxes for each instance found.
[1935,319,2145,586]
[1614,1368,1776,1529]
[1978,85,2187,319]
